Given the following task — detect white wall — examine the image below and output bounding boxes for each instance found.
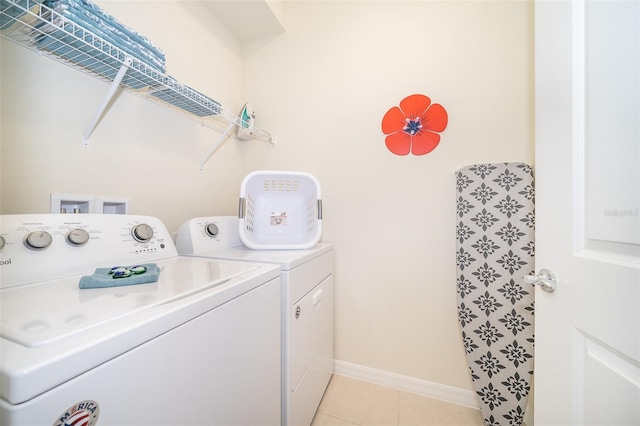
[0,0,533,397]
[0,1,246,231]
[241,0,534,390]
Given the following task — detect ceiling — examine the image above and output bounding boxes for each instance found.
[201,0,286,43]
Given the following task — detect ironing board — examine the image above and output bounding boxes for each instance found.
[455,162,535,425]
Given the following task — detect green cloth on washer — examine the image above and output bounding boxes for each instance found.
[79,263,159,289]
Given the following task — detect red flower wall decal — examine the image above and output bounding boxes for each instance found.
[381,94,448,156]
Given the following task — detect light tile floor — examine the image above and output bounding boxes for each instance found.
[312,374,485,426]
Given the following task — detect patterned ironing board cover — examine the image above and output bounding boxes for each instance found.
[455,162,535,426]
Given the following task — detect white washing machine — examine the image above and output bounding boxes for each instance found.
[176,216,334,426]
[0,214,282,426]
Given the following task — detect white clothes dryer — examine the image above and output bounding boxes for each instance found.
[0,214,281,426]
[177,216,334,426]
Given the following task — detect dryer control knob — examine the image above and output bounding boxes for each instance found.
[205,223,219,238]
[0,235,5,250]
[67,228,90,246]
[25,230,53,249]
[131,224,154,243]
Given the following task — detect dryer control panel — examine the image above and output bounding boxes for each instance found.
[175,216,242,255]
[0,214,178,288]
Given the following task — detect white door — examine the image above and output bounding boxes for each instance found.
[534,0,640,425]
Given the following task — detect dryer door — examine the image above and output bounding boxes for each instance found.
[290,275,334,391]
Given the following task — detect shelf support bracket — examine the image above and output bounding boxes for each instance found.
[82,56,133,147]
[199,122,235,170]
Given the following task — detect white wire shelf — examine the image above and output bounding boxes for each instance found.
[0,0,275,151]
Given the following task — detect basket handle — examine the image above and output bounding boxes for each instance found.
[238,198,246,218]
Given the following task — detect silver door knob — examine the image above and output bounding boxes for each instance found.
[524,269,557,293]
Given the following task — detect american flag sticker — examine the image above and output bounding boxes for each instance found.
[53,400,99,426]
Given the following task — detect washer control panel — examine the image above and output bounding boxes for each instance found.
[0,214,178,288]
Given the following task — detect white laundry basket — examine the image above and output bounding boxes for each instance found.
[238,171,322,249]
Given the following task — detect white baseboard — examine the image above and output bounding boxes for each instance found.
[332,360,480,410]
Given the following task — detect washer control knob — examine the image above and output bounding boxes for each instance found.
[25,230,53,250]
[67,228,90,246]
[131,224,154,243]
[205,223,219,238]
[0,235,5,250]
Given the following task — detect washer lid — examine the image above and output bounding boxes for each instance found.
[0,257,261,348]
[1,256,280,406]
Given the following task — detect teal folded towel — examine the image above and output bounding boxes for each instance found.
[79,263,159,289]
